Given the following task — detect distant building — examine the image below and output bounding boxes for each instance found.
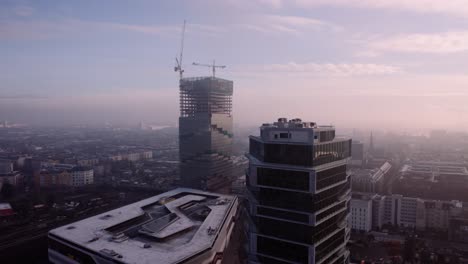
[0,159,21,190]
[232,155,248,178]
[376,194,425,229]
[429,129,447,141]
[349,141,365,167]
[107,150,153,162]
[231,175,246,197]
[48,188,239,264]
[424,199,462,230]
[247,118,351,264]
[349,195,373,232]
[351,192,462,231]
[449,212,468,243]
[0,171,22,191]
[371,195,385,230]
[179,77,233,193]
[34,164,92,188]
[0,159,13,174]
[71,167,94,186]
[77,158,100,167]
[396,161,468,200]
[400,161,468,186]
[351,161,391,193]
[37,169,72,187]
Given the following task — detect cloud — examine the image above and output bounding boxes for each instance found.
[0,94,47,100]
[233,62,401,76]
[238,14,341,36]
[111,23,178,35]
[0,18,224,40]
[0,5,34,18]
[0,20,63,39]
[256,0,283,9]
[368,31,468,54]
[293,0,468,17]
[14,6,34,17]
[354,50,381,58]
[110,22,224,36]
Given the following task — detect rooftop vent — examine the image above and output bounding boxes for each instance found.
[99,214,113,220]
[207,226,217,235]
[87,237,99,243]
[143,243,151,248]
[100,249,122,259]
[216,198,229,205]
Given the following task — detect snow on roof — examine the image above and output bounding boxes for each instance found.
[0,203,12,210]
[49,188,237,264]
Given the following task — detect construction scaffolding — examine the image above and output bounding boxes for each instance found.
[179,77,233,117]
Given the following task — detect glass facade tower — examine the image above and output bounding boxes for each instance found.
[246,118,352,264]
[179,77,233,193]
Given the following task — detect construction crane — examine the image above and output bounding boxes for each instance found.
[192,60,226,78]
[174,20,186,80]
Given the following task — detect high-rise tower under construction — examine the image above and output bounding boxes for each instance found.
[179,76,233,193]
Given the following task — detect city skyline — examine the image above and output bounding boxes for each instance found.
[3,1,468,130]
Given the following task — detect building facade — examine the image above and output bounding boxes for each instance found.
[0,159,13,174]
[179,77,233,193]
[37,170,72,187]
[246,118,352,264]
[0,171,22,191]
[351,161,391,193]
[71,167,94,186]
[352,192,462,231]
[449,212,468,243]
[349,196,373,232]
[396,161,468,200]
[349,141,364,167]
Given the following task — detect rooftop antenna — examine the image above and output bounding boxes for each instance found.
[174,20,186,80]
[192,60,226,78]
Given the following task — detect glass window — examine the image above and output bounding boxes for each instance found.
[257,167,309,191]
[257,235,309,263]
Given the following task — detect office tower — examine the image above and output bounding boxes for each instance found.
[349,141,364,167]
[179,77,233,193]
[369,132,374,155]
[48,188,239,264]
[246,118,352,264]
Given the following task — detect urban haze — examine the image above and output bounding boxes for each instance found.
[2,1,468,264]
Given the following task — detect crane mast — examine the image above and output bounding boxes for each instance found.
[174,20,186,80]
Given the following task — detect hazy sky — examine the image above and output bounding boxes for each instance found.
[2,0,468,131]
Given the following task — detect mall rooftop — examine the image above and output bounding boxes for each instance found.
[48,188,238,264]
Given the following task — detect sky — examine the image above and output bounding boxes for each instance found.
[2,0,468,131]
